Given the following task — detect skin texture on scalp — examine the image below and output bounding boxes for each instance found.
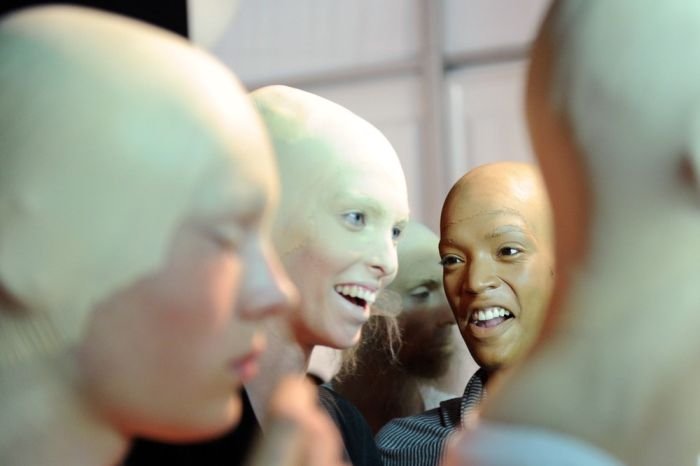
[439,162,554,374]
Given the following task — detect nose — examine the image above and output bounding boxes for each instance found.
[366,234,398,281]
[238,238,298,320]
[463,255,499,294]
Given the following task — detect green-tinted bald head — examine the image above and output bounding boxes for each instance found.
[0,6,276,362]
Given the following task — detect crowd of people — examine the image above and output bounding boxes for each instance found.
[1,1,699,465]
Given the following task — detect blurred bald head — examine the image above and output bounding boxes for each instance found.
[0,5,274,362]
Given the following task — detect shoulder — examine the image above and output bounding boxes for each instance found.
[318,384,382,466]
[375,398,462,466]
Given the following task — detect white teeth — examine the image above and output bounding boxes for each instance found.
[471,306,513,322]
[334,285,377,305]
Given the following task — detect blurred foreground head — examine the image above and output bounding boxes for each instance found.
[465,2,700,464]
[0,5,293,446]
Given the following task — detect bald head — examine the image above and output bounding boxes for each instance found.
[439,162,554,373]
[442,162,553,247]
[249,85,410,349]
[251,85,407,245]
[0,6,275,361]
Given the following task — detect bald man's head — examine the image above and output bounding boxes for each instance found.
[439,162,554,373]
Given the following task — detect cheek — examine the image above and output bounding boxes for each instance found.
[442,272,461,307]
[512,264,553,322]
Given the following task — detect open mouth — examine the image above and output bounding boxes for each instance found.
[334,285,377,309]
[470,306,514,328]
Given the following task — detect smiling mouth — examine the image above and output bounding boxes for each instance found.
[470,306,514,328]
[334,285,377,308]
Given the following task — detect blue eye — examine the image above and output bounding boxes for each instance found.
[392,226,402,240]
[439,255,464,267]
[343,212,366,228]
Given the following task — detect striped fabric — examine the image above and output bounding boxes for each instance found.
[375,369,488,466]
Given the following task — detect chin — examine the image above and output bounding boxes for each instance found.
[318,325,363,350]
[143,396,242,443]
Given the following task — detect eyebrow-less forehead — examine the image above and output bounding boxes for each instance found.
[442,208,524,227]
[331,191,409,223]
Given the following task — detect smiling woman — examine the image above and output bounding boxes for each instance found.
[332,221,456,435]
[241,85,410,466]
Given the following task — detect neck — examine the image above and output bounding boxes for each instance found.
[0,352,127,466]
[244,316,311,428]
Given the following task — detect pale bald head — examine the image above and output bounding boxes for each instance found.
[0,6,276,363]
[250,85,410,349]
[251,85,408,254]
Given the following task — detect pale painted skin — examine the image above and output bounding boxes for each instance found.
[0,7,294,464]
[449,1,700,465]
[439,162,554,374]
[253,85,410,351]
[389,222,454,378]
[244,86,409,427]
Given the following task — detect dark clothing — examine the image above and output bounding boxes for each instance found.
[375,369,487,466]
[0,1,188,38]
[125,384,383,466]
[318,383,383,466]
[124,388,259,466]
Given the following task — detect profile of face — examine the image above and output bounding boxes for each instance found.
[0,6,294,442]
[252,86,410,350]
[439,163,554,373]
[385,222,454,379]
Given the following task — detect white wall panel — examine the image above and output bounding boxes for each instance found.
[444,0,550,56]
[446,60,535,186]
[214,0,420,84]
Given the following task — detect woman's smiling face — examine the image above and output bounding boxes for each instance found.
[281,163,409,350]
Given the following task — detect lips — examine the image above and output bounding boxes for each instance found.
[334,284,378,309]
[462,305,515,338]
[470,306,513,327]
[231,337,265,383]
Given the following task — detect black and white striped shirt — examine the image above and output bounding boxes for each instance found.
[375,369,487,466]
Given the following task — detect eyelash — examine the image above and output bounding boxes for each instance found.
[343,212,404,241]
[498,246,523,258]
[343,212,366,229]
[439,255,464,267]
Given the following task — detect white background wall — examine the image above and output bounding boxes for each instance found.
[205,0,551,396]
